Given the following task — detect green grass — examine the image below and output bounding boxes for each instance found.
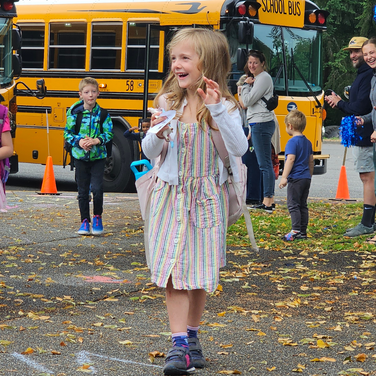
[227,201,375,253]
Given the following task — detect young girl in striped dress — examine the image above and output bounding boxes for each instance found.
[142,28,248,375]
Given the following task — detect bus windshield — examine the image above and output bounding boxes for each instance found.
[0,18,13,86]
[227,23,323,96]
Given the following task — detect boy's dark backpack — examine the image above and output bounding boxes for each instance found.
[0,105,10,188]
[63,107,111,169]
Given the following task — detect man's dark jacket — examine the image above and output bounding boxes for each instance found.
[336,62,373,146]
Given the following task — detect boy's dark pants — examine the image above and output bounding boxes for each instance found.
[286,178,311,234]
[74,158,106,222]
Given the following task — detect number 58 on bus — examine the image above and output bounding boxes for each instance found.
[14,0,329,192]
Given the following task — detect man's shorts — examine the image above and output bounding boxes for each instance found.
[352,145,374,173]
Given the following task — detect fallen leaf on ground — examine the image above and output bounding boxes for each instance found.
[21,347,34,355]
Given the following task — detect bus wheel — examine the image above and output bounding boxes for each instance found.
[103,125,134,192]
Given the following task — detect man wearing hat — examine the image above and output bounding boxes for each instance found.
[325,36,374,237]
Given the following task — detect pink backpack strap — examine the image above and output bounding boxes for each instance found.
[211,129,232,173]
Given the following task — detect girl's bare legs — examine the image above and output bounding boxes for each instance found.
[188,289,206,327]
[165,278,207,370]
[166,277,189,333]
[165,278,206,332]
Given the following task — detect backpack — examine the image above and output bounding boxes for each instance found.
[0,105,10,188]
[63,106,111,169]
[261,90,279,111]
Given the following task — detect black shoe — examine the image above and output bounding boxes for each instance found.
[250,203,274,214]
[294,233,307,240]
[246,199,261,205]
[163,346,195,375]
[188,337,207,369]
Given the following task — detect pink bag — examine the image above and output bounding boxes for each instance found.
[211,130,258,251]
[135,163,160,220]
[133,144,168,266]
[211,130,246,226]
[135,143,168,220]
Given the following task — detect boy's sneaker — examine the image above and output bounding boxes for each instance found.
[188,337,206,368]
[92,215,103,235]
[295,233,308,240]
[163,346,195,375]
[283,230,300,241]
[77,219,91,235]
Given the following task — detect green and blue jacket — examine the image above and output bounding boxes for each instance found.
[64,100,113,161]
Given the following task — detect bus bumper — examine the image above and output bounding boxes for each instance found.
[313,156,328,175]
[278,154,329,175]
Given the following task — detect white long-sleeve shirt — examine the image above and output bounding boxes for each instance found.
[142,96,248,185]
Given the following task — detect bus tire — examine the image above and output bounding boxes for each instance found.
[103,125,135,192]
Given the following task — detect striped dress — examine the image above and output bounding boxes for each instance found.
[148,121,229,293]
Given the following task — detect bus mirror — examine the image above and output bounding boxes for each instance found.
[12,28,21,51]
[36,79,47,98]
[237,48,247,71]
[12,53,22,79]
[238,20,254,44]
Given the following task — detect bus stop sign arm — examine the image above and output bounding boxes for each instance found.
[14,79,47,100]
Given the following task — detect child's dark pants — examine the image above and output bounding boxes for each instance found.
[286,178,311,234]
[74,158,106,222]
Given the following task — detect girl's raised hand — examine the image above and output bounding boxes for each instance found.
[150,110,169,140]
[197,77,221,105]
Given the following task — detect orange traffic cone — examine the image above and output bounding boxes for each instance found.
[37,156,60,195]
[335,165,350,200]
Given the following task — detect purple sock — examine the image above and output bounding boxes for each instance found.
[187,325,199,338]
[172,333,188,348]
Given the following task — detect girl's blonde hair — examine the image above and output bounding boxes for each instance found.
[154,28,238,129]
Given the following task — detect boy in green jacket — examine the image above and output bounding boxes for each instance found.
[64,77,113,235]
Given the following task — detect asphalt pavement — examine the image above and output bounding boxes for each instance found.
[0,188,376,376]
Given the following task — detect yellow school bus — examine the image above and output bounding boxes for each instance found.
[15,0,329,192]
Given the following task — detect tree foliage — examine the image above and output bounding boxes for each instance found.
[316,0,376,125]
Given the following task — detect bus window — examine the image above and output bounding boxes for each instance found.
[91,22,122,70]
[126,22,159,71]
[49,22,86,70]
[19,24,44,69]
[249,24,323,96]
[283,27,322,95]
